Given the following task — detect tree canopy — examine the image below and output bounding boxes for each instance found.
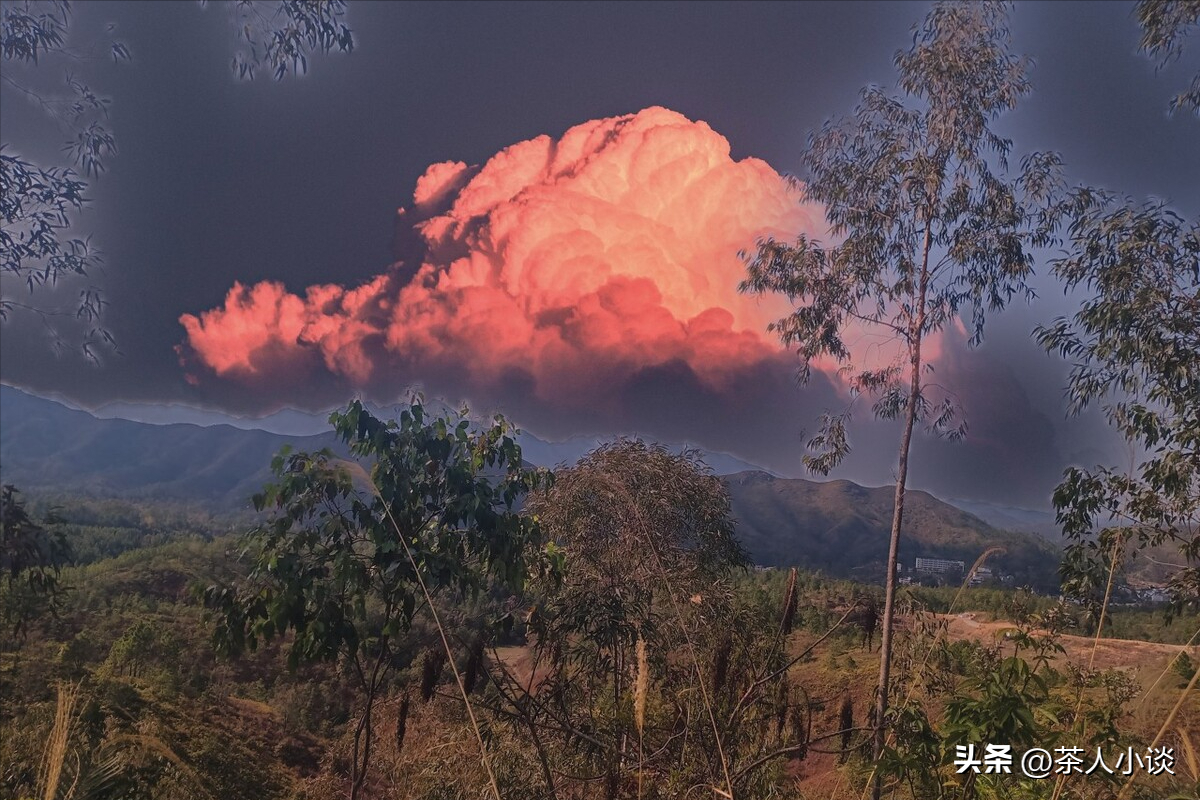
[0,483,70,639]
[203,399,550,799]
[739,3,1061,791]
[1,0,356,357]
[1136,0,1200,115]
[1037,194,1200,617]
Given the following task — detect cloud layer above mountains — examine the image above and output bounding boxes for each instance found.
[179,107,834,455]
[175,106,1099,502]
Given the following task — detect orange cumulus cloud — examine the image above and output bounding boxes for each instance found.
[179,106,828,422]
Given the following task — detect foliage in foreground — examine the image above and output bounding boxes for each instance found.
[740,2,1065,787]
[201,399,550,800]
[480,440,820,798]
[1,511,1197,799]
[1036,194,1200,623]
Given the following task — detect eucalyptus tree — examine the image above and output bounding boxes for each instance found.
[739,2,1060,790]
[203,399,550,800]
[213,0,355,81]
[1043,1,1199,646]
[1,0,354,356]
[1,0,126,357]
[1037,195,1199,618]
[1136,0,1200,115]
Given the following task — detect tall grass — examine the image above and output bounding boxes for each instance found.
[38,682,82,800]
[375,487,503,800]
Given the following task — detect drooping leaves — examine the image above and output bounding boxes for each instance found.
[1037,194,1200,614]
[741,0,1058,474]
[203,399,552,667]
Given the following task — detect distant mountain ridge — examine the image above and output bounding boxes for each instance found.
[0,385,1059,584]
[0,385,337,506]
[0,385,765,502]
[946,496,1060,539]
[723,470,1061,587]
[58,391,773,477]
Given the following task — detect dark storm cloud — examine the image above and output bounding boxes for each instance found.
[1,1,1196,507]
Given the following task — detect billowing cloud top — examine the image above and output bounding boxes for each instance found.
[179,107,826,439]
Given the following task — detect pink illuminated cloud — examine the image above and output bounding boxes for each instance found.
[179,107,833,435]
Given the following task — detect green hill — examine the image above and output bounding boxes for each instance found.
[723,470,1061,588]
[1,385,1061,586]
[0,385,335,508]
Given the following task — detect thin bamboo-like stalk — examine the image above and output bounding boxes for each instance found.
[635,634,649,800]
[630,494,736,799]
[38,681,81,800]
[1049,531,1125,800]
[851,547,1002,800]
[1134,623,1200,713]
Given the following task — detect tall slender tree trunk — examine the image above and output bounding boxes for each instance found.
[351,647,389,800]
[351,684,376,800]
[870,225,931,800]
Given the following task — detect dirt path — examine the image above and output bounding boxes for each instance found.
[939,612,1198,669]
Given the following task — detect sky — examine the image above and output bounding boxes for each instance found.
[2,1,1197,509]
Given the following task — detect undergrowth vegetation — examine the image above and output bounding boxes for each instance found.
[1,406,1196,799]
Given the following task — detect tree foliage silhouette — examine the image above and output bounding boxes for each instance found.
[1136,0,1200,115]
[1037,193,1200,619]
[740,3,1061,794]
[203,399,550,800]
[1,0,355,356]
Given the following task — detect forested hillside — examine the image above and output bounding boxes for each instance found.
[0,386,336,507]
[2,386,1059,582]
[725,471,1062,587]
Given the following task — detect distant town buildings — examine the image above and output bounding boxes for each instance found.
[914,557,966,575]
[1135,587,1170,604]
[907,557,1009,586]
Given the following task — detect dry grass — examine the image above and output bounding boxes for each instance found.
[939,611,1200,744]
[37,681,82,800]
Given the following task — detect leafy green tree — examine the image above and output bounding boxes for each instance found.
[203,399,550,800]
[0,483,70,638]
[739,3,1059,791]
[102,618,182,692]
[1176,651,1198,680]
[1036,194,1199,617]
[877,601,1150,800]
[478,441,855,799]
[0,484,71,737]
[513,440,749,796]
[1136,0,1200,115]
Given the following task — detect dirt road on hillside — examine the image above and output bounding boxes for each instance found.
[940,612,1198,670]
